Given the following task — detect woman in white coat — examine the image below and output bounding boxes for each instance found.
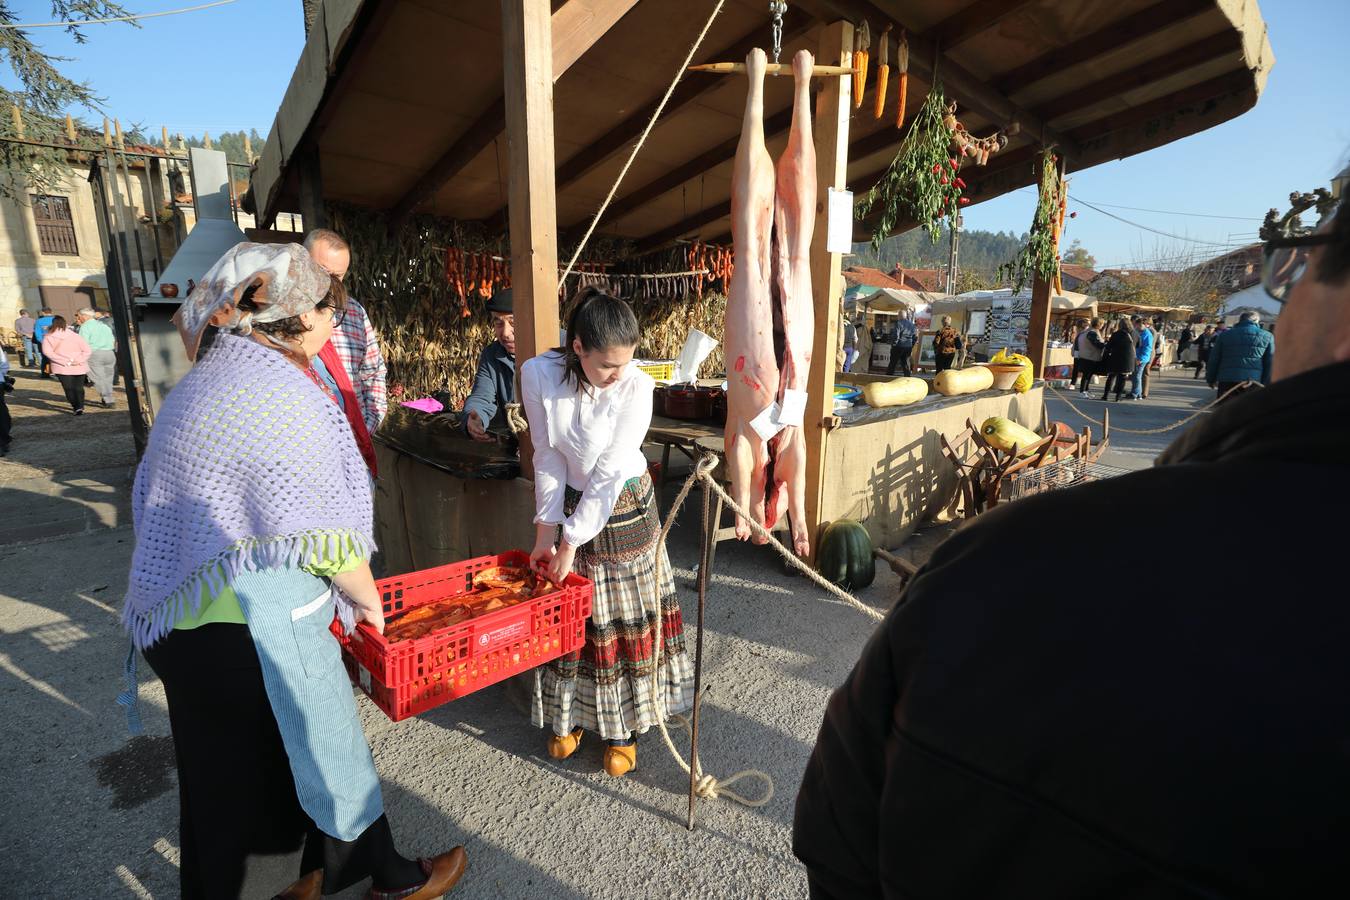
[521,288,693,777]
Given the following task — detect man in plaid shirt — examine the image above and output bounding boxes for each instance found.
[304,229,388,433]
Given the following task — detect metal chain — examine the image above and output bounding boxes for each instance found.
[1044,379,1256,435]
[769,1,787,63]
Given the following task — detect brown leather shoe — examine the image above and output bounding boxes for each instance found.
[273,869,323,900]
[367,847,467,900]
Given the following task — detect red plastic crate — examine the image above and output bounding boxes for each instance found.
[333,550,592,721]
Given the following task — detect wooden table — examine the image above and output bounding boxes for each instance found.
[646,414,722,495]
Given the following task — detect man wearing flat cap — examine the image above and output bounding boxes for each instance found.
[463,287,516,442]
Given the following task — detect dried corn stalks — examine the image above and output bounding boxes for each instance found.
[328,203,729,403]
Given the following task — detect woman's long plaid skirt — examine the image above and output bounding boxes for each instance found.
[532,472,693,741]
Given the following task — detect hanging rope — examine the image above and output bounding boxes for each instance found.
[642,454,885,813]
[1044,379,1255,435]
[559,0,727,285]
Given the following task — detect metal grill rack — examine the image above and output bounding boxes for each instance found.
[1003,456,1134,502]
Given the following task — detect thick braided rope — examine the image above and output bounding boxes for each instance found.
[559,0,727,285]
[643,455,887,811]
[1044,379,1256,435]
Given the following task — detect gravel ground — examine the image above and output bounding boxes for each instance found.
[0,367,1214,897]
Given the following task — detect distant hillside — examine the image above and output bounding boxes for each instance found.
[849,225,1027,282]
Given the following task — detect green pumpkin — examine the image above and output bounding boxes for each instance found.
[817,519,876,590]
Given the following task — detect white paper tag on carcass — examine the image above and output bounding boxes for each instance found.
[826,188,855,254]
[775,389,808,427]
[750,402,786,442]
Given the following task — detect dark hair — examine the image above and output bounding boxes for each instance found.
[1316,200,1350,285]
[238,274,347,342]
[556,286,639,390]
[50,315,67,331]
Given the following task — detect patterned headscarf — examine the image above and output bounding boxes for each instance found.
[172,242,331,360]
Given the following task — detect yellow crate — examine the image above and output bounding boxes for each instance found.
[637,361,677,381]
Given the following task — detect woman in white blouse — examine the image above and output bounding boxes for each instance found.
[521,288,693,777]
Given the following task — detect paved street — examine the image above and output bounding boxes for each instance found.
[0,366,1217,898]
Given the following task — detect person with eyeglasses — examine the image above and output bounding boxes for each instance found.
[305,229,389,439]
[126,243,467,900]
[794,202,1350,896]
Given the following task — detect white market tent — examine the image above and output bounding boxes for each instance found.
[854,287,950,315]
[1220,282,1281,318]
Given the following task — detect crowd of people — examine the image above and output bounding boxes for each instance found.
[103,226,697,899]
[1067,310,1274,402]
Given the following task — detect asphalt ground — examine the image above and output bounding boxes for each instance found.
[0,365,1216,897]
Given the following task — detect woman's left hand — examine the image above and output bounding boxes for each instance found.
[545,541,577,586]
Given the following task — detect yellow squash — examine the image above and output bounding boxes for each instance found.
[980,416,1042,455]
[861,376,927,408]
[932,366,994,396]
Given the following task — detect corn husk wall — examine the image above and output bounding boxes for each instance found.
[330,202,727,400]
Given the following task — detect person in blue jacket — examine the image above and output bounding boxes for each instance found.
[1207,310,1274,400]
[32,306,54,378]
[463,288,516,442]
[1128,315,1154,400]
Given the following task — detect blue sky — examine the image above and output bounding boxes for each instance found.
[6,0,1346,269]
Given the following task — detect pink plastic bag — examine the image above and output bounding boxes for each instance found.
[400,397,445,414]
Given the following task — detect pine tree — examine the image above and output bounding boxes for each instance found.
[0,2,134,199]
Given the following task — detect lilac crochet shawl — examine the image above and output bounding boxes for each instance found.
[123,334,374,648]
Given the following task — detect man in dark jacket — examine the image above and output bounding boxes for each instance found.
[1207,310,1275,398]
[887,309,918,377]
[463,288,516,441]
[794,206,1350,897]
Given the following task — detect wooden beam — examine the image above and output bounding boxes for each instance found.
[634,198,732,251]
[807,0,1074,153]
[1065,68,1255,145]
[993,0,1212,95]
[388,97,505,231]
[1029,31,1244,123]
[389,0,633,231]
[922,0,1038,52]
[550,0,641,79]
[803,20,853,563]
[565,106,795,233]
[297,147,327,230]
[548,10,812,199]
[502,0,560,475]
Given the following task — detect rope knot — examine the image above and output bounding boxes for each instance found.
[694,773,722,799]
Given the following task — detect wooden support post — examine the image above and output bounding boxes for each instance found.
[502,0,560,476]
[297,148,328,231]
[802,20,853,564]
[1027,273,1052,377]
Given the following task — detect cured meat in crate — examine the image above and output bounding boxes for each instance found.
[333,551,592,722]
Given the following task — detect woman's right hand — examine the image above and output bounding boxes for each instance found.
[530,525,557,575]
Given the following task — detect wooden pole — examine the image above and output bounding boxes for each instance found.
[297,148,328,230]
[802,20,853,563]
[11,105,24,139]
[687,477,713,830]
[1027,273,1052,377]
[501,0,560,476]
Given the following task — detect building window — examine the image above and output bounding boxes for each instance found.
[32,194,78,256]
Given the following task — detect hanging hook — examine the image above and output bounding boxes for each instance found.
[769,1,787,64]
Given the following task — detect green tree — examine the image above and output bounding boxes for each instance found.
[0,2,134,198]
[1061,239,1096,268]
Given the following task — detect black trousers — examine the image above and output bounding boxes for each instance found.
[935,352,956,373]
[56,373,85,411]
[1075,359,1097,392]
[1101,372,1128,400]
[887,343,913,377]
[144,624,421,898]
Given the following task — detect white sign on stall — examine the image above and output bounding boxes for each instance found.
[826,188,854,255]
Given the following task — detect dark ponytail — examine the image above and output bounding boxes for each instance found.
[555,286,639,391]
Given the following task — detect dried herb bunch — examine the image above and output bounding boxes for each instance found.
[1000,149,1062,291]
[858,81,964,248]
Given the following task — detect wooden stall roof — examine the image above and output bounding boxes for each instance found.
[252,0,1272,246]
